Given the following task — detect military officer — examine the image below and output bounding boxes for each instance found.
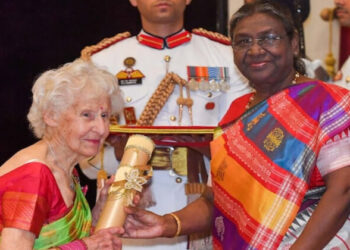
[79,0,250,249]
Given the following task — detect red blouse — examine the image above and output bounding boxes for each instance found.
[0,162,70,237]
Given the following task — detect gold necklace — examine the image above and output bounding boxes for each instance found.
[292,71,300,84]
[246,71,300,110]
[245,90,257,110]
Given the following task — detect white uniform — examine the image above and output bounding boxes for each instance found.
[301,58,323,78]
[80,29,250,250]
[334,57,350,89]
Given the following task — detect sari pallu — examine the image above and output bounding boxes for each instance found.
[0,176,92,250]
[210,81,350,249]
[33,181,92,249]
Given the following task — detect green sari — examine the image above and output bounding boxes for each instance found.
[34,181,92,249]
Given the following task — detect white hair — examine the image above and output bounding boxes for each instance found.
[27,59,123,138]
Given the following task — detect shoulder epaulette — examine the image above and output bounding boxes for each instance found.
[192,28,231,46]
[81,31,131,61]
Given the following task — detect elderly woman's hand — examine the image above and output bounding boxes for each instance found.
[92,175,115,225]
[82,227,124,250]
[98,175,115,204]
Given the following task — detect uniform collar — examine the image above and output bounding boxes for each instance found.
[137,29,191,50]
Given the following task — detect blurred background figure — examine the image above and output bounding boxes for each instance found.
[333,0,350,88]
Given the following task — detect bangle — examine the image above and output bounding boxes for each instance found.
[169,213,181,237]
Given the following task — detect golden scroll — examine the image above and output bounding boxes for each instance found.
[95,135,155,231]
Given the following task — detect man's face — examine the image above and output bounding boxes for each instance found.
[129,0,190,25]
[335,0,350,27]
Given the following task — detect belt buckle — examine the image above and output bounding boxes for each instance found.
[150,146,188,176]
[150,145,174,170]
[171,147,188,176]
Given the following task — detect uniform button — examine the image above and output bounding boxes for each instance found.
[205,102,215,110]
[346,76,350,83]
[170,115,176,121]
[208,92,213,98]
[164,55,171,62]
[175,177,182,183]
[126,97,132,103]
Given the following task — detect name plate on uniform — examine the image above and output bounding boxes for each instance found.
[116,57,145,86]
[119,78,143,86]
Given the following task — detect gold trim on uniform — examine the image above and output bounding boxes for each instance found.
[109,125,215,134]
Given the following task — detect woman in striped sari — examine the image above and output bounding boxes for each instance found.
[122,1,350,249]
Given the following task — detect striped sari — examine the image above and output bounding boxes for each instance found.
[210,81,350,249]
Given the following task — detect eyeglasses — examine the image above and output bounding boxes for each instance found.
[232,33,285,51]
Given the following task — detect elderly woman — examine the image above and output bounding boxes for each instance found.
[122,1,350,249]
[0,59,124,249]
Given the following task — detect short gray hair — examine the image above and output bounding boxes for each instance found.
[27,59,123,138]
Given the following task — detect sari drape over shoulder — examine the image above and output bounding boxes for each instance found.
[210,81,350,249]
[0,162,92,249]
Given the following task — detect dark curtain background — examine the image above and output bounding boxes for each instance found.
[339,26,350,68]
[0,0,222,164]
